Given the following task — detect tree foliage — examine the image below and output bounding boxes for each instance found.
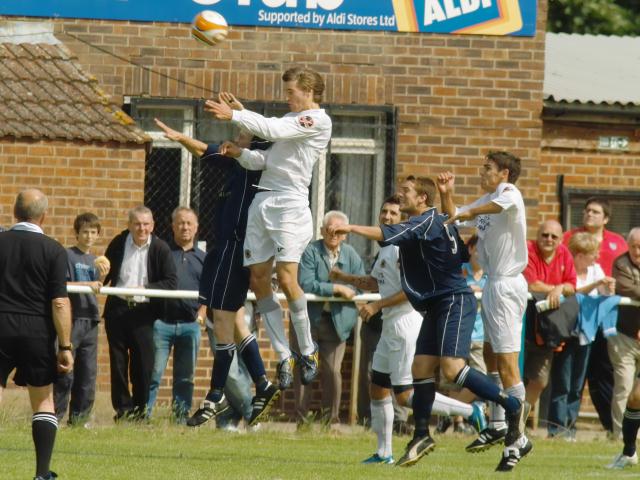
[547,0,640,35]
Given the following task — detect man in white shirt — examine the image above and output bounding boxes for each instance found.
[103,206,176,421]
[439,151,531,471]
[205,67,332,390]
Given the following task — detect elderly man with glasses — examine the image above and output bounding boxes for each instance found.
[522,220,577,426]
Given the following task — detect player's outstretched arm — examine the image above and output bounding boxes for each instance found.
[329,267,379,292]
[154,118,207,157]
[327,224,383,241]
[445,201,504,225]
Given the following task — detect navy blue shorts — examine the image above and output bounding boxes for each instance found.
[415,291,477,359]
[199,239,249,312]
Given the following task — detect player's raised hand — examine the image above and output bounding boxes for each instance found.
[327,224,351,236]
[437,171,455,195]
[219,92,244,111]
[219,141,242,158]
[154,118,183,142]
[204,99,233,121]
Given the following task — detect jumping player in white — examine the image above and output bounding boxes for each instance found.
[206,67,332,390]
[439,151,532,471]
[330,195,486,465]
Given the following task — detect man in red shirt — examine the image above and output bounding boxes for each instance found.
[563,197,627,435]
[523,220,577,424]
[563,198,627,276]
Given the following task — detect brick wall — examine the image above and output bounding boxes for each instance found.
[0,138,146,242]
[2,3,550,420]
[539,120,640,222]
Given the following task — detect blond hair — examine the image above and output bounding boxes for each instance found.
[568,232,600,256]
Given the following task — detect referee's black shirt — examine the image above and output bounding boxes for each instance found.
[0,230,68,318]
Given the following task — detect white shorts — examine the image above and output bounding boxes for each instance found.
[481,274,528,354]
[243,192,313,266]
[372,310,423,387]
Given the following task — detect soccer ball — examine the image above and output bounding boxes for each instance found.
[191,10,229,46]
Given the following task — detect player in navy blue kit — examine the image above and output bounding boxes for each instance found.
[154,118,278,428]
[329,176,528,471]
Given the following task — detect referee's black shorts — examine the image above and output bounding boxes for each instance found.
[0,313,57,387]
[199,239,250,312]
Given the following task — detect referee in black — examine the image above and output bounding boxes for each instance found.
[0,189,73,480]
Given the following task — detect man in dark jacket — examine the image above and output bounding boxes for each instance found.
[103,205,177,420]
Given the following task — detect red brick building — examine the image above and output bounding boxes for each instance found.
[3,3,638,422]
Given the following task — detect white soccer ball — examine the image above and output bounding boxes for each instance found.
[191,10,229,46]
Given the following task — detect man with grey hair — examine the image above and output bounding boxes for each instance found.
[147,207,205,423]
[608,227,640,453]
[296,210,365,424]
[103,205,177,421]
[0,189,73,480]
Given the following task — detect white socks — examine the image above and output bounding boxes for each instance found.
[371,396,394,458]
[257,294,290,362]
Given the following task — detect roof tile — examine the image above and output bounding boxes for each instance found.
[0,40,149,144]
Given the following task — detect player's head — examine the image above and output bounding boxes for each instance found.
[73,212,101,250]
[321,210,348,251]
[128,205,154,246]
[171,207,198,247]
[282,66,325,112]
[398,176,436,215]
[568,232,599,269]
[379,195,402,226]
[582,197,611,231]
[536,219,563,257]
[14,188,48,225]
[481,151,522,191]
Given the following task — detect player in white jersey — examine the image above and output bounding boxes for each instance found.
[331,196,486,465]
[439,151,531,471]
[206,67,332,390]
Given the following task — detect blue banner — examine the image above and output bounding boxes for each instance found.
[0,0,537,37]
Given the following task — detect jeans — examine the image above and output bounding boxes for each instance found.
[547,339,591,436]
[206,325,253,426]
[147,319,201,420]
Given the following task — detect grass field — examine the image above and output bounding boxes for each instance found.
[0,392,634,480]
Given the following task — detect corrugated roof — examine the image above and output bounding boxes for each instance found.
[0,22,150,144]
[544,32,640,106]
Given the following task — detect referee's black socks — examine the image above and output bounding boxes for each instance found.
[32,412,58,478]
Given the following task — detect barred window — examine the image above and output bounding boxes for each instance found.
[562,188,640,237]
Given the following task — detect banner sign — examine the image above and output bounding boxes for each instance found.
[1,0,537,37]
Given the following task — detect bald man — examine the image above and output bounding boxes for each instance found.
[0,189,74,480]
[522,219,577,422]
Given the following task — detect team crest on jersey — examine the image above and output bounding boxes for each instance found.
[245,249,252,259]
[610,242,618,251]
[380,259,386,269]
[298,115,314,128]
[477,214,491,232]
